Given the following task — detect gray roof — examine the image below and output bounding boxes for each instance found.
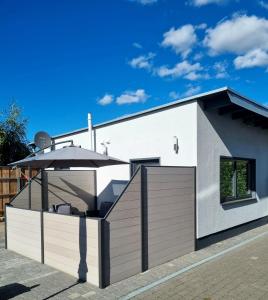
[52,86,268,139]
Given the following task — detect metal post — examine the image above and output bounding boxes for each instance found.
[41,169,44,211]
[140,165,148,272]
[28,167,32,210]
[16,168,20,193]
[4,204,8,249]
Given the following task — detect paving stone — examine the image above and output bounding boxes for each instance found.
[1,222,268,299]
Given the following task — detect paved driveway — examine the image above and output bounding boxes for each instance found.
[0,222,268,299]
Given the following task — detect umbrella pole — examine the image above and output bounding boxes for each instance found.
[41,168,45,211]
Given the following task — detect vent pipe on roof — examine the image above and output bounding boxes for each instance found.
[88,113,93,150]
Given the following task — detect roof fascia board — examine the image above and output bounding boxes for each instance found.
[228,91,268,118]
[52,127,88,140]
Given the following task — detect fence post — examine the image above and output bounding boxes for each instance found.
[4,204,8,249]
[40,210,44,264]
[98,218,104,288]
[140,165,148,272]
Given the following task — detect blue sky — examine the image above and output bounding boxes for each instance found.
[1,0,268,140]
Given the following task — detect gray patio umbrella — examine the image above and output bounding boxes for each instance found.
[9,145,128,168]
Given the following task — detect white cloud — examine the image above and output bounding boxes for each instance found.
[169,85,201,100]
[234,49,268,69]
[190,0,228,6]
[130,0,158,5]
[97,94,114,106]
[116,89,149,105]
[183,84,201,97]
[193,52,204,61]
[156,60,202,78]
[169,91,180,100]
[213,61,229,78]
[129,52,155,70]
[204,15,268,56]
[161,25,197,58]
[133,42,143,49]
[259,1,268,10]
[184,71,202,80]
[195,23,207,30]
[204,14,268,70]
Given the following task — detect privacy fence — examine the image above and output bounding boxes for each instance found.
[5,166,196,288]
[0,167,38,219]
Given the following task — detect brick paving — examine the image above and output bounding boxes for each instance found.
[0,222,268,299]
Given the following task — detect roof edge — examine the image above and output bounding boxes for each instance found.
[93,86,229,129]
[52,86,267,139]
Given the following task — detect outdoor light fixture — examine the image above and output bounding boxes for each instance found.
[101,140,111,155]
[173,136,179,154]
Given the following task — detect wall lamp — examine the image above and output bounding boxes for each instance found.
[101,140,111,155]
[173,136,179,154]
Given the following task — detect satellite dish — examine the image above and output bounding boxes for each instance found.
[34,131,51,150]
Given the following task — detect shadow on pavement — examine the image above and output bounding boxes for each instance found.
[0,283,39,299]
[42,282,81,300]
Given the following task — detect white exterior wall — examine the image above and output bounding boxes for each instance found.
[95,102,198,204]
[197,102,268,238]
[54,130,90,150]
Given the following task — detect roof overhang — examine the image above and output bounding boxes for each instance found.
[203,89,268,129]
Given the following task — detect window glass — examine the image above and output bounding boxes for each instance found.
[236,160,251,199]
[220,160,234,200]
[220,157,255,203]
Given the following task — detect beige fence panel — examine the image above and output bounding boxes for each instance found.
[6,206,42,262]
[43,213,100,287]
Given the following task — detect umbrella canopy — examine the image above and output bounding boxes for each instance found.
[9,146,128,168]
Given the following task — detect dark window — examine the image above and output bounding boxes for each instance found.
[130,158,160,176]
[220,157,255,204]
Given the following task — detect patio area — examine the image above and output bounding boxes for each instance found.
[5,163,196,288]
[5,145,197,288]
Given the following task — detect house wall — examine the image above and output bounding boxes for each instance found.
[53,102,198,206]
[95,102,198,204]
[54,130,90,150]
[197,102,268,238]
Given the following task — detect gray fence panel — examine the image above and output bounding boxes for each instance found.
[11,173,42,210]
[104,169,142,285]
[146,166,195,269]
[46,170,96,212]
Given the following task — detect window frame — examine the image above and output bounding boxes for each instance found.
[220,156,256,205]
[130,157,160,177]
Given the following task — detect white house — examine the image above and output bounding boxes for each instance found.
[52,86,268,239]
